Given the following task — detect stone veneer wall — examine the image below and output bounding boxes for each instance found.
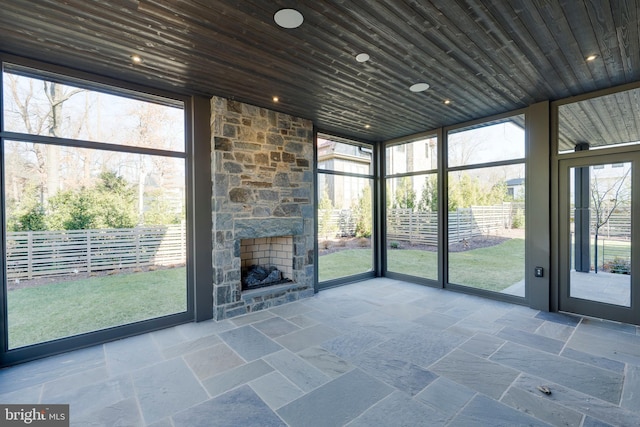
[210,96,315,320]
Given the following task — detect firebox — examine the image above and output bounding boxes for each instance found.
[240,236,293,290]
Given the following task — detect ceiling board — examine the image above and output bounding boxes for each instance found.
[0,0,639,143]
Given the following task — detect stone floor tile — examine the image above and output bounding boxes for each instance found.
[218,325,282,361]
[131,358,207,425]
[567,330,640,366]
[297,346,353,379]
[172,385,285,427]
[414,376,476,421]
[447,317,504,335]
[449,394,551,426]
[174,318,235,340]
[183,342,245,380]
[41,366,109,399]
[495,311,545,333]
[249,371,304,410]
[263,349,330,392]
[202,359,274,397]
[500,385,583,427]
[621,365,640,412]
[412,311,460,330]
[580,317,638,335]
[347,391,445,427]
[43,374,134,418]
[379,303,431,321]
[230,310,276,326]
[147,418,174,427]
[321,327,385,359]
[150,325,188,349]
[582,416,616,427]
[276,368,393,427]
[535,321,575,342]
[72,397,143,427]
[497,326,565,354]
[161,333,222,359]
[274,323,340,352]
[430,349,519,399]
[0,384,42,404]
[491,342,624,404]
[373,327,467,368]
[534,310,580,326]
[560,347,626,374]
[104,334,162,376]
[268,301,310,318]
[458,333,505,358]
[512,373,639,427]
[285,314,318,328]
[252,316,301,338]
[352,347,437,396]
[0,345,105,394]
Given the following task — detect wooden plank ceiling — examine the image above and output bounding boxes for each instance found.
[0,0,639,146]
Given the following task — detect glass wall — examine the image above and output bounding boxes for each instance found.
[2,63,189,351]
[385,136,438,281]
[446,116,526,296]
[317,134,374,283]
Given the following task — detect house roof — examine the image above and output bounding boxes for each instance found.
[1,1,639,145]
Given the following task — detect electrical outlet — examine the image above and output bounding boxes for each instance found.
[534,267,544,278]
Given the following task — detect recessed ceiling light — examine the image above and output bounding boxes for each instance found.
[444,99,452,105]
[274,9,304,29]
[409,83,430,92]
[355,53,370,63]
[364,124,371,129]
[586,54,597,61]
[131,54,143,64]
[272,96,279,102]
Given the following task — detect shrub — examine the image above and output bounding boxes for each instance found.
[390,241,400,249]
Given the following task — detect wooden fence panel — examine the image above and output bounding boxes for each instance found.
[6,224,186,280]
[320,204,521,247]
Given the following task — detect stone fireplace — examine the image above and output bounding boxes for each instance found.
[210,97,315,320]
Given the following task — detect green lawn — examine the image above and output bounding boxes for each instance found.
[320,238,525,292]
[8,267,186,349]
[318,249,373,281]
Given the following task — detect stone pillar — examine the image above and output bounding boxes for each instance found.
[210,97,315,319]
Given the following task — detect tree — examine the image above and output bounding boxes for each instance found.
[417,175,438,212]
[591,166,631,273]
[5,73,85,203]
[393,177,416,210]
[318,185,338,239]
[354,185,372,238]
[46,171,137,230]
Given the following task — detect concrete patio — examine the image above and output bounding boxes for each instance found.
[1,278,639,426]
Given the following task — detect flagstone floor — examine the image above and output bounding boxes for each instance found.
[1,278,639,426]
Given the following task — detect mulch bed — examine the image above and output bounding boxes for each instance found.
[319,235,511,256]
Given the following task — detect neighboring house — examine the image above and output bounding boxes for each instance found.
[506,177,525,200]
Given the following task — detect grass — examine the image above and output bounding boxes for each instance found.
[318,249,373,281]
[448,238,524,291]
[320,238,525,292]
[8,267,186,349]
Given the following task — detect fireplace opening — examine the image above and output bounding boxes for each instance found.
[241,236,294,291]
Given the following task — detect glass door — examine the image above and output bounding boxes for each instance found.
[559,153,639,324]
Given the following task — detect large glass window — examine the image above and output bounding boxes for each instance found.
[385,136,438,281]
[317,135,374,283]
[446,116,525,296]
[2,63,189,351]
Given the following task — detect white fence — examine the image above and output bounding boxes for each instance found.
[6,224,186,280]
